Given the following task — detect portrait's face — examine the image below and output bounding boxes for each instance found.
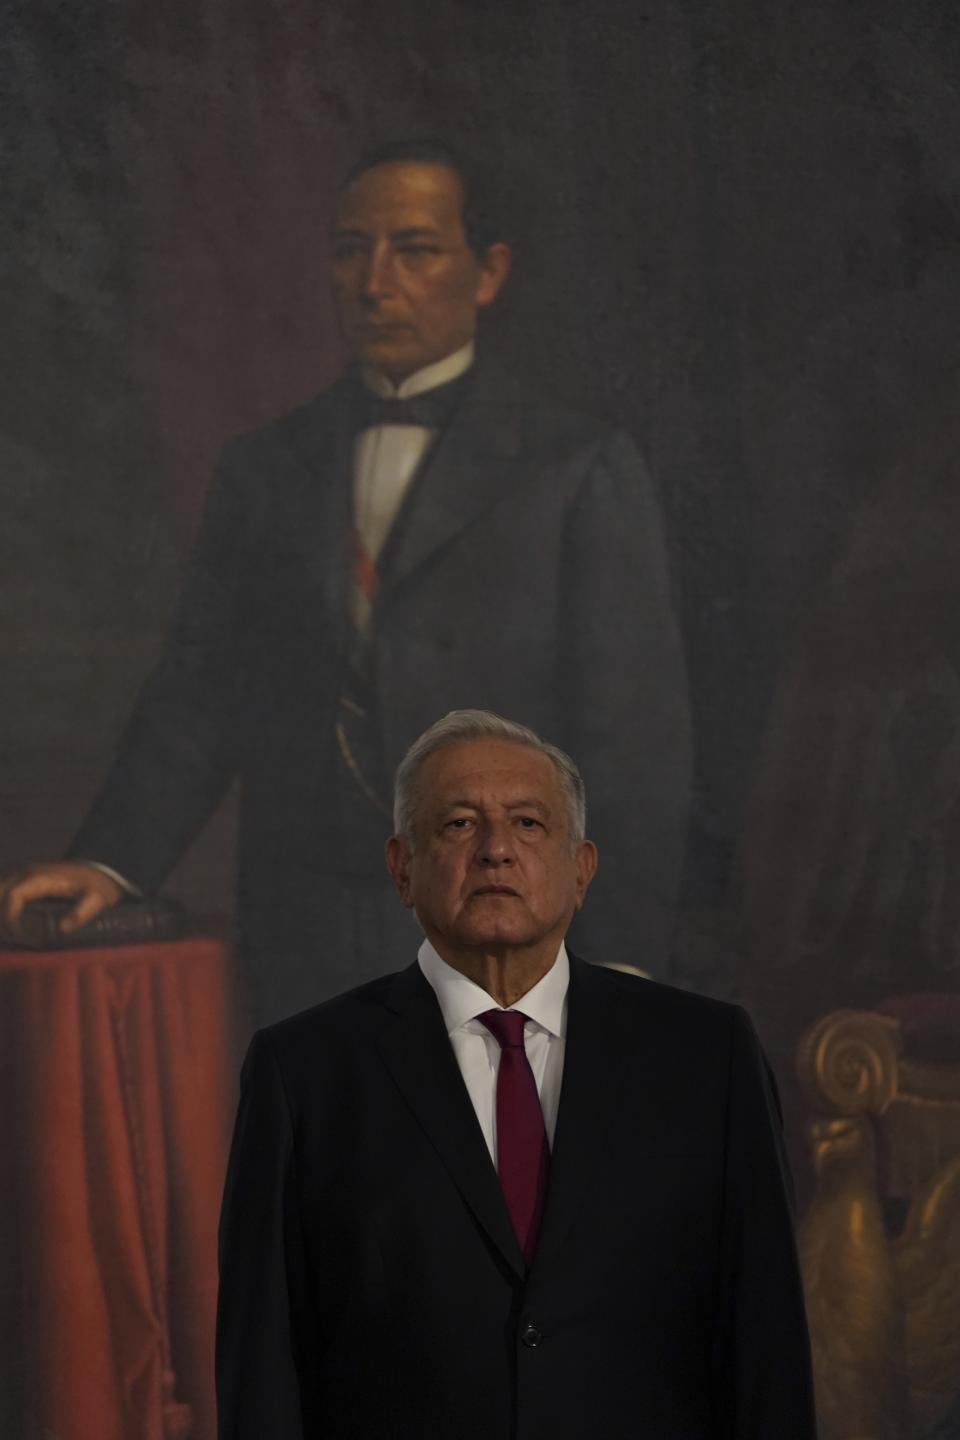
[387,738,597,960]
[330,161,510,383]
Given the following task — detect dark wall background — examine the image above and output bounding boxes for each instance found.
[4,1,960,1431]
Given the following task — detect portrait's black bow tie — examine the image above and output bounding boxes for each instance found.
[360,393,449,429]
[357,372,470,431]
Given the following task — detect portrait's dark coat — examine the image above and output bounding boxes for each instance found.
[71,357,691,1010]
[216,956,816,1439]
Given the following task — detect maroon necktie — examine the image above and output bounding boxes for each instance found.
[479,1010,551,1264]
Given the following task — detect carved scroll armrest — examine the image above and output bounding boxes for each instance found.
[797,1008,903,1119]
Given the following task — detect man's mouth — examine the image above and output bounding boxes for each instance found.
[472,885,519,897]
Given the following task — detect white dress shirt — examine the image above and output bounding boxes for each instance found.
[352,340,474,566]
[417,937,568,1164]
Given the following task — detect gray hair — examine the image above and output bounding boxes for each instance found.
[393,709,586,844]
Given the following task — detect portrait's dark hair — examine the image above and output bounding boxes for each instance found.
[339,139,503,256]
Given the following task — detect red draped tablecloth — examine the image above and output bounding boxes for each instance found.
[0,936,238,1440]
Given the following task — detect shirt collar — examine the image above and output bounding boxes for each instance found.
[362,340,475,399]
[418,936,569,1039]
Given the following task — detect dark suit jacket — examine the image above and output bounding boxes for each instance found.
[71,357,691,990]
[216,956,815,1439]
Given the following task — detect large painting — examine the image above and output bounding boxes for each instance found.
[3,2,960,1435]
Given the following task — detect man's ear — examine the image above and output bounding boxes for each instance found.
[475,242,512,309]
[573,840,598,913]
[385,835,415,908]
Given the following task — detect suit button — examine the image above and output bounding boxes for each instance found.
[520,1323,543,1348]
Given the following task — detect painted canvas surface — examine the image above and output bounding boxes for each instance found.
[3,1,960,1435]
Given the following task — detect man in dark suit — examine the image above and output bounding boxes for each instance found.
[0,142,690,1024]
[216,709,815,1439]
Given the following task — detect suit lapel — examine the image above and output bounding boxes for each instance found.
[530,956,632,1275]
[372,964,526,1280]
[263,360,530,616]
[375,357,528,598]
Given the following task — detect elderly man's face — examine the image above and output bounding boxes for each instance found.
[330,161,510,383]
[387,739,596,960]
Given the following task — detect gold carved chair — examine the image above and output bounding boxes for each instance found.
[797,1000,960,1440]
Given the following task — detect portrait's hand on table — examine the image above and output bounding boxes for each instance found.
[0,861,123,944]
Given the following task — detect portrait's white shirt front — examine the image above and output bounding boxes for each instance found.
[417,936,568,1166]
[352,340,474,565]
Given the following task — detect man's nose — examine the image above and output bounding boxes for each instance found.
[476,819,515,865]
[360,246,394,302]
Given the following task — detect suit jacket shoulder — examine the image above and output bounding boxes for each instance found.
[570,952,745,1040]
[211,374,362,502]
[251,964,428,1083]
[461,353,639,465]
[571,958,784,1108]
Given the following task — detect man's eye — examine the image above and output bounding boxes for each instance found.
[398,244,438,257]
[446,817,472,829]
[516,817,542,830]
